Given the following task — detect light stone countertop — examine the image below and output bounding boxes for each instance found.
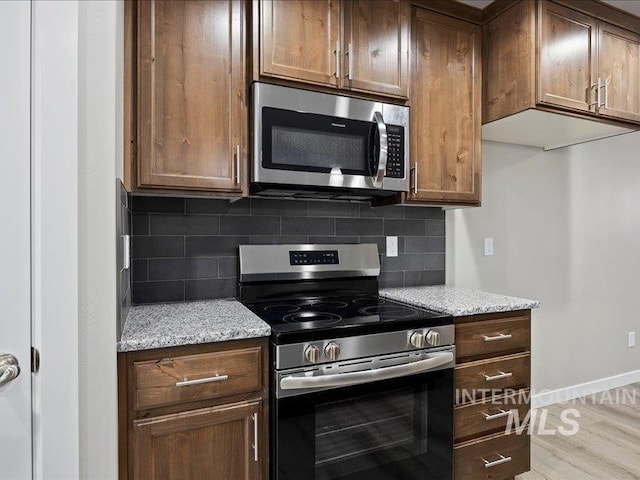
[118,298,271,352]
[380,285,539,317]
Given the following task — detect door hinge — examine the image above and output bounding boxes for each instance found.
[31,347,40,373]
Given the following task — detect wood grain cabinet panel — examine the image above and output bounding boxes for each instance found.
[342,0,409,98]
[455,432,530,480]
[538,1,598,113]
[597,22,640,123]
[456,353,530,404]
[407,7,481,205]
[260,0,340,87]
[137,0,246,192]
[455,314,530,361]
[133,401,262,480]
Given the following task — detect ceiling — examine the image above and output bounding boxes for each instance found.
[456,0,640,17]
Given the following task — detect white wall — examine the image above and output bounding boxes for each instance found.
[78,1,119,478]
[447,132,640,394]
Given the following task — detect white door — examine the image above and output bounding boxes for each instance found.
[0,1,33,479]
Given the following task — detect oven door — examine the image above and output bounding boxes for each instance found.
[273,351,454,480]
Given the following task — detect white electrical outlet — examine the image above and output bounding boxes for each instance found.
[484,237,495,256]
[386,236,398,257]
[629,332,636,348]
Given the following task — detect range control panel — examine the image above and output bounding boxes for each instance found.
[384,125,405,179]
[289,250,339,266]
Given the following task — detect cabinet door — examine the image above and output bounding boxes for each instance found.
[133,401,263,480]
[538,1,597,113]
[260,0,340,87]
[409,8,481,205]
[342,0,409,98]
[597,22,640,123]
[137,0,246,192]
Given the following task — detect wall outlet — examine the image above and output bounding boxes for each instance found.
[629,332,636,348]
[484,237,495,256]
[386,236,398,257]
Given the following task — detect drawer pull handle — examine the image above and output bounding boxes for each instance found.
[252,412,259,462]
[482,454,512,469]
[175,374,229,387]
[484,371,513,382]
[483,333,513,342]
[483,409,510,421]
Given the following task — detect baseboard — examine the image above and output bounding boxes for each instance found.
[531,369,640,409]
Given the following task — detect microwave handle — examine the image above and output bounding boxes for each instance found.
[372,111,388,189]
[280,351,454,391]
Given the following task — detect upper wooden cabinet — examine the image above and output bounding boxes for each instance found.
[256,0,409,99]
[483,0,640,150]
[136,0,247,193]
[406,7,481,206]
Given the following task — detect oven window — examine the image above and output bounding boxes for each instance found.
[262,107,374,176]
[315,387,424,479]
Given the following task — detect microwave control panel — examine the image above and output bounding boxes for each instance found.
[385,125,405,179]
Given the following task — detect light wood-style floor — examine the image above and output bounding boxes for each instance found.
[517,383,640,480]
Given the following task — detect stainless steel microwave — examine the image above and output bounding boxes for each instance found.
[251,83,409,200]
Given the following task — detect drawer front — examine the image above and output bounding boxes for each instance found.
[134,347,262,410]
[456,354,530,404]
[456,315,530,360]
[455,389,530,442]
[455,432,530,480]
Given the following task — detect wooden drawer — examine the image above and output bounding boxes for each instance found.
[455,431,530,480]
[456,315,530,361]
[455,389,530,442]
[133,347,262,410]
[456,353,530,404]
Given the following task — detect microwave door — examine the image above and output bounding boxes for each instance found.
[371,112,388,189]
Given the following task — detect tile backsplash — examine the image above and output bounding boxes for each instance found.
[130,196,445,304]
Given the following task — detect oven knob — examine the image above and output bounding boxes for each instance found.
[426,330,441,346]
[324,342,341,361]
[409,332,426,348]
[304,345,321,364]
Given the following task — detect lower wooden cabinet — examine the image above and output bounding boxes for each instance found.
[119,338,268,480]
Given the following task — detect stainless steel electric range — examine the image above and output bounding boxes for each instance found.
[239,243,455,480]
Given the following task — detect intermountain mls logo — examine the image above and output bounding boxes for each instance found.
[456,388,637,435]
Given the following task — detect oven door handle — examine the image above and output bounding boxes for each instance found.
[372,111,388,189]
[280,351,454,391]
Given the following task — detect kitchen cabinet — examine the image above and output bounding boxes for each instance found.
[453,310,532,480]
[483,0,640,150]
[256,0,409,99]
[406,7,481,206]
[119,338,268,480]
[136,0,248,193]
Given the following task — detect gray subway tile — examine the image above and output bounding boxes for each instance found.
[132,281,184,304]
[384,219,425,236]
[336,218,382,236]
[251,198,308,216]
[425,237,446,253]
[403,237,428,254]
[249,235,308,245]
[132,213,149,235]
[382,254,426,272]
[309,201,359,218]
[378,271,405,289]
[308,236,358,244]
[218,257,239,278]
[186,236,250,256]
[132,259,148,281]
[426,220,445,236]
[359,204,405,218]
[282,217,334,235]
[185,198,250,215]
[426,254,446,270]
[405,207,444,220]
[150,214,220,235]
[132,196,185,213]
[132,236,184,258]
[404,270,445,287]
[185,278,236,301]
[149,258,219,281]
[220,215,280,235]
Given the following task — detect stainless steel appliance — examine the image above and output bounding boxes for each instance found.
[239,244,454,480]
[251,83,409,200]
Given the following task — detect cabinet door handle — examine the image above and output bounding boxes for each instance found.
[482,408,511,421]
[590,81,599,108]
[251,412,259,462]
[346,42,353,80]
[483,371,512,382]
[175,374,228,387]
[482,333,513,342]
[603,77,609,108]
[597,77,605,108]
[335,41,340,79]
[235,144,241,184]
[482,454,512,469]
[412,162,418,194]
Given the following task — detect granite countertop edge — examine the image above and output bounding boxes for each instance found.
[118,298,271,353]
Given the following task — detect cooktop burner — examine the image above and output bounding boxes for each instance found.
[282,311,343,323]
